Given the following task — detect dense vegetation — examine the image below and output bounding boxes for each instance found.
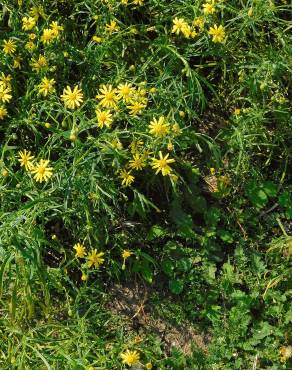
[0,0,291,369]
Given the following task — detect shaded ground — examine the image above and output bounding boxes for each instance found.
[107,281,210,356]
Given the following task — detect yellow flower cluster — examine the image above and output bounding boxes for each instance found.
[0,74,12,120]
[18,150,53,183]
[171,1,226,44]
[95,82,148,117]
[172,18,197,38]
[73,243,105,269]
[41,21,64,44]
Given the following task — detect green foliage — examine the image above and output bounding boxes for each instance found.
[0,0,291,369]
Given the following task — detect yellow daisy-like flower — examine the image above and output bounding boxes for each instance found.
[30,55,48,72]
[41,28,55,44]
[61,85,84,109]
[105,20,120,34]
[30,159,53,183]
[95,108,113,128]
[25,41,36,51]
[127,101,146,116]
[129,153,146,170]
[92,35,102,43]
[193,16,205,30]
[13,56,22,70]
[151,151,175,176]
[38,77,55,96]
[208,24,226,43]
[73,243,87,258]
[0,73,12,86]
[145,363,153,370]
[3,39,16,55]
[203,2,216,15]
[172,17,188,35]
[117,82,134,102]
[50,21,64,37]
[122,250,133,259]
[87,249,105,268]
[18,150,35,171]
[0,106,8,120]
[96,84,118,109]
[119,169,135,187]
[22,16,36,31]
[149,116,170,138]
[120,350,140,366]
[0,84,12,103]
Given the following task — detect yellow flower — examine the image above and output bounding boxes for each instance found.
[25,41,36,51]
[122,250,133,259]
[95,109,113,128]
[133,0,144,4]
[203,2,216,15]
[119,169,135,187]
[129,153,146,170]
[105,20,119,34]
[117,82,134,102]
[167,141,174,151]
[3,39,16,55]
[87,249,105,268]
[151,151,175,176]
[121,350,140,366]
[145,363,153,370]
[2,169,9,177]
[61,85,84,109]
[208,24,226,43]
[50,21,63,37]
[193,16,205,30]
[13,56,22,69]
[17,150,33,167]
[38,77,55,96]
[81,273,88,281]
[127,101,146,116]
[0,73,12,86]
[172,17,188,35]
[29,33,36,40]
[92,35,102,43]
[96,84,118,109]
[110,138,123,150]
[30,159,53,183]
[172,123,182,136]
[0,84,12,103]
[41,28,55,44]
[181,24,193,38]
[73,243,87,258]
[18,150,35,171]
[30,55,48,72]
[280,346,292,362]
[22,16,36,31]
[0,106,8,120]
[149,116,170,138]
[210,167,216,175]
[234,108,241,116]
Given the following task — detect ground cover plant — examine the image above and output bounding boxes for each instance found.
[0,0,291,369]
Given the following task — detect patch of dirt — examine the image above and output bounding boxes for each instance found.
[107,281,209,356]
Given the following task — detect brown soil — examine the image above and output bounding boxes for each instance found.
[107,281,209,356]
